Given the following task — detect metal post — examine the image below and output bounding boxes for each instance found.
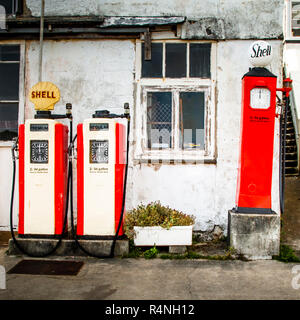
[39,0,45,82]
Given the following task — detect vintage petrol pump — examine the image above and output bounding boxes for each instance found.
[235,41,292,214]
[76,108,129,239]
[10,81,72,256]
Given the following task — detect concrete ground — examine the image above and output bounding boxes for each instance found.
[0,246,300,300]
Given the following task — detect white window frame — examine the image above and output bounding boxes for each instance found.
[134,39,217,163]
[284,0,300,40]
[0,40,25,147]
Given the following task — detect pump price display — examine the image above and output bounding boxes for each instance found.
[250,87,271,109]
[89,140,109,164]
[30,123,49,132]
[30,140,49,164]
[89,123,109,131]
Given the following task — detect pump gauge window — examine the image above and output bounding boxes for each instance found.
[250,87,271,109]
[90,140,109,164]
[30,140,49,164]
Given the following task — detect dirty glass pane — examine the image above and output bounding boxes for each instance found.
[292,2,300,36]
[0,0,13,15]
[179,92,205,149]
[190,43,211,78]
[0,45,20,61]
[147,92,172,149]
[0,103,18,140]
[166,43,186,78]
[142,43,163,78]
[0,63,20,100]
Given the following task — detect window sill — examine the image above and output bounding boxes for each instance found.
[133,151,216,165]
[133,158,216,165]
[0,141,14,148]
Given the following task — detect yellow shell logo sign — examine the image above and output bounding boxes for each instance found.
[29,82,60,111]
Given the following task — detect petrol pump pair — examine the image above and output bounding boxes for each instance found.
[10,82,130,257]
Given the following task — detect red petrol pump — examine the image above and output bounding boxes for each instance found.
[69,104,130,258]
[236,67,277,213]
[10,82,73,257]
[235,41,292,214]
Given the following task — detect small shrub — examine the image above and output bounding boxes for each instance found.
[124,201,195,240]
[144,246,159,259]
[273,244,300,263]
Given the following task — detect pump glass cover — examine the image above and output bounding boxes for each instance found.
[30,140,49,163]
[250,88,271,109]
[89,140,109,163]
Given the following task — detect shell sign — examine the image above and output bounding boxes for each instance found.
[29,82,60,111]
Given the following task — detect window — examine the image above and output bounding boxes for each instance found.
[135,40,216,162]
[291,1,300,36]
[0,44,20,140]
[0,0,22,15]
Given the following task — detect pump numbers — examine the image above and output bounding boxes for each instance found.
[90,140,109,164]
[30,140,49,163]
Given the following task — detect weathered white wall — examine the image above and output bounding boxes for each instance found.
[26,0,283,39]
[127,40,282,232]
[0,144,19,231]
[284,43,300,132]
[0,39,282,233]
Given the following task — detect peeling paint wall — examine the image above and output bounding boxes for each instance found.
[126,40,282,232]
[284,43,300,133]
[6,39,278,233]
[0,0,284,232]
[26,0,283,40]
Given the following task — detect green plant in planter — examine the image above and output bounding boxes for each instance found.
[144,246,159,259]
[124,201,195,240]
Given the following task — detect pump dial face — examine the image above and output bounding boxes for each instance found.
[30,140,49,164]
[250,87,271,109]
[90,140,109,164]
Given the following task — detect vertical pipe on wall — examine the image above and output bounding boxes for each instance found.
[38,0,45,82]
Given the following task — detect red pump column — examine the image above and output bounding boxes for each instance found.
[236,67,277,213]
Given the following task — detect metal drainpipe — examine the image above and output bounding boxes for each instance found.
[39,0,45,82]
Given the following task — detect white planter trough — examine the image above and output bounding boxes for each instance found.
[133,225,193,246]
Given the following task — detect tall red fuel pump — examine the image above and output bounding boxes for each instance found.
[235,41,291,214]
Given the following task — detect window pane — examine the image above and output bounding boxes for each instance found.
[0,63,20,100]
[190,43,211,78]
[0,103,18,140]
[147,92,172,149]
[292,2,300,36]
[179,92,205,149]
[166,43,186,78]
[142,43,163,78]
[0,0,13,14]
[0,45,20,61]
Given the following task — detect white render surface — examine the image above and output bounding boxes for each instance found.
[26,0,283,40]
[134,226,193,246]
[0,39,282,234]
[284,43,300,133]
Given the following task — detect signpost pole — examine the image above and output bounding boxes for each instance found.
[39,0,45,83]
